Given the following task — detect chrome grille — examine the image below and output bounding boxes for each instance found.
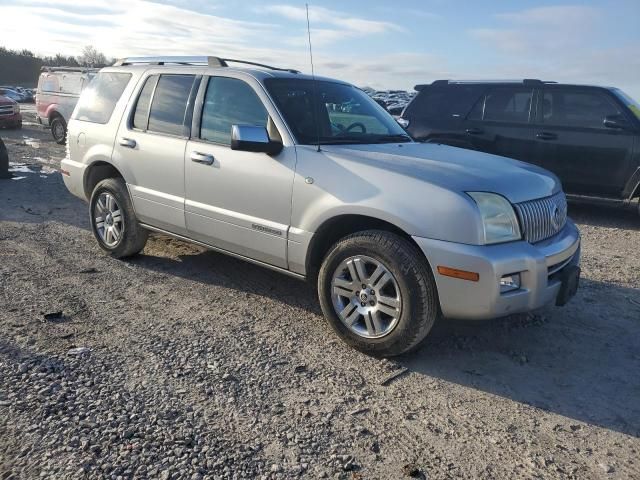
[514,191,567,243]
[0,104,14,116]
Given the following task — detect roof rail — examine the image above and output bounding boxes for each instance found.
[40,66,98,73]
[415,79,557,90]
[112,56,300,74]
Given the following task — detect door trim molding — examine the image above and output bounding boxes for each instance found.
[139,223,306,281]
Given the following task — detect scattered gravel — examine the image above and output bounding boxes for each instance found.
[1,116,639,479]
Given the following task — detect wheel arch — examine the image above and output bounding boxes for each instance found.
[305,214,429,279]
[83,161,125,200]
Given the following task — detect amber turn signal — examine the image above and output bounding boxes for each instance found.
[437,266,480,282]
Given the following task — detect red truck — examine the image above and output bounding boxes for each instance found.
[0,95,22,129]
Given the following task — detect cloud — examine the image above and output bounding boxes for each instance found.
[471,5,599,55]
[263,4,403,39]
[467,5,640,99]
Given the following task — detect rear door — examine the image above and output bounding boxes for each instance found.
[184,74,296,268]
[462,86,536,163]
[404,84,484,146]
[533,86,636,197]
[112,73,198,235]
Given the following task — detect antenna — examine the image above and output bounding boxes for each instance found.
[306,3,321,152]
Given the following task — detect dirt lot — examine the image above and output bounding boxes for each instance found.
[1,112,639,479]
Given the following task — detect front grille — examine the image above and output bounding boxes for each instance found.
[0,105,14,116]
[514,191,567,243]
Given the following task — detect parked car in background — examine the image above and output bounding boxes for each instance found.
[0,86,34,102]
[0,96,22,129]
[402,80,640,214]
[36,66,97,144]
[60,56,580,357]
[0,87,25,103]
[14,87,34,102]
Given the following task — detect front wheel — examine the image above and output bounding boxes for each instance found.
[318,230,439,357]
[50,116,66,145]
[90,178,148,258]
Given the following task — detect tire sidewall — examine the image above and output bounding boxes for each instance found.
[318,233,437,356]
[51,117,66,144]
[89,179,129,256]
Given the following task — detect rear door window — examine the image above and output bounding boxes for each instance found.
[408,86,482,120]
[469,88,533,123]
[540,89,622,128]
[147,74,195,136]
[73,72,131,124]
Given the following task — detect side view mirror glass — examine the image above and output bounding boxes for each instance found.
[603,114,630,130]
[230,125,283,155]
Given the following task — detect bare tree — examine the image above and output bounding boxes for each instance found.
[77,46,108,68]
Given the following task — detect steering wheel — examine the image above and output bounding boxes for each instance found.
[334,122,367,135]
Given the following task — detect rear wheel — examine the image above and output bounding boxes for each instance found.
[89,178,148,258]
[318,230,439,357]
[50,116,66,144]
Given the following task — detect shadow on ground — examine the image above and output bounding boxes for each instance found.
[131,241,640,438]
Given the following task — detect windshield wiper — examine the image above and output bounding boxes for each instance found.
[370,134,413,143]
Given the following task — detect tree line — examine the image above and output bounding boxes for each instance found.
[0,46,110,87]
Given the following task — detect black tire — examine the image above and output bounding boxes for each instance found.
[318,230,439,357]
[9,121,22,130]
[89,177,148,258]
[50,116,66,145]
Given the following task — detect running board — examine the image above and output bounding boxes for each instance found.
[139,223,307,281]
[566,193,636,209]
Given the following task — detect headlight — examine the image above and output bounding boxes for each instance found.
[468,192,521,244]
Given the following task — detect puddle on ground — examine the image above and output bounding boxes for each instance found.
[8,163,36,174]
[22,137,41,149]
[8,161,58,178]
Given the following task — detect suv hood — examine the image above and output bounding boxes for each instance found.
[321,142,560,204]
[0,96,16,105]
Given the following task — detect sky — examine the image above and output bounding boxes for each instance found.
[1,0,639,98]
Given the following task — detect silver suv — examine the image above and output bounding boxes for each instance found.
[61,56,581,356]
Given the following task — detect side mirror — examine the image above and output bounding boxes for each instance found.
[603,114,630,130]
[230,125,283,155]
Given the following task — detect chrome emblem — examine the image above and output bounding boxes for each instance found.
[550,204,561,230]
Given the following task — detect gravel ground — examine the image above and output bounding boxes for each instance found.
[1,113,639,479]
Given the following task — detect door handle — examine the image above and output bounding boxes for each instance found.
[190,151,215,165]
[536,132,558,141]
[119,137,136,148]
[465,127,483,135]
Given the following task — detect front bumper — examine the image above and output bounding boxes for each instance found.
[0,112,21,127]
[413,220,581,320]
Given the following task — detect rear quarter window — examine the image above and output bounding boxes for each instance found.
[73,72,131,124]
[39,74,59,93]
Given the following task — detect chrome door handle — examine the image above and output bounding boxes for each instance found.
[190,152,215,165]
[536,131,557,141]
[119,138,136,148]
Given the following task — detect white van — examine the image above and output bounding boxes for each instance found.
[36,67,97,144]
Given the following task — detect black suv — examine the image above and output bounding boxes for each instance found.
[402,80,640,212]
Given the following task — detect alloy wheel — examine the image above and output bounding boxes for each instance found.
[94,192,123,247]
[330,255,402,338]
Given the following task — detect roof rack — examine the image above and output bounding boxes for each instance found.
[40,66,98,73]
[112,56,300,74]
[415,79,557,90]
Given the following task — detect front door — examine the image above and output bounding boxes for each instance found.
[184,75,296,268]
[533,87,636,197]
[113,73,198,234]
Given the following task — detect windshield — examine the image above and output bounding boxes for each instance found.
[264,78,411,145]
[612,88,640,120]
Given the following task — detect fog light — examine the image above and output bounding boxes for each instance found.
[500,273,521,293]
